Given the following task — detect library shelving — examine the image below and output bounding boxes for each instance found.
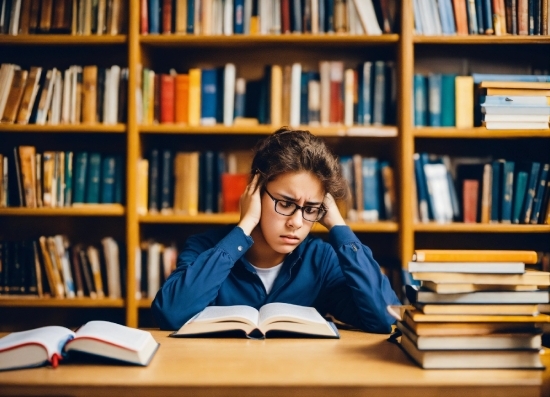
[2,0,550,331]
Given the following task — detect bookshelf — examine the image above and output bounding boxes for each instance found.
[1,0,550,331]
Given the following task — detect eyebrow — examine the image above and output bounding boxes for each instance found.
[279,194,323,206]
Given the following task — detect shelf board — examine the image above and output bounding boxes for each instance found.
[0,34,127,45]
[139,299,153,309]
[0,124,126,133]
[0,297,124,308]
[0,205,125,216]
[139,213,398,232]
[414,35,550,44]
[414,127,550,138]
[139,124,398,137]
[139,33,399,46]
[414,222,550,233]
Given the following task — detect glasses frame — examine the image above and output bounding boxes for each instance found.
[264,188,326,222]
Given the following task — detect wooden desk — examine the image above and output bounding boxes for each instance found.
[0,330,548,397]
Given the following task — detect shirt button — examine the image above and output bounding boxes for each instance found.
[238,246,243,251]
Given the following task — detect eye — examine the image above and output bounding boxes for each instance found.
[304,206,320,215]
[278,201,295,209]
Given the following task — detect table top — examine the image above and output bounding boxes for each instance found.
[0,329,549,397]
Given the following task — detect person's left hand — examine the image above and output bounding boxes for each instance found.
[318,193,346,230]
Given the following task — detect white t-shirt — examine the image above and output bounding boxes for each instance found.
[249,262,284,294]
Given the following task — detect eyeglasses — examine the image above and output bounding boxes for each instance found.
[264,189,326,222]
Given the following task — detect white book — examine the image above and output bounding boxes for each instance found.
[37,68,57,125]
[8,0,22,35]
[423,162,453,223]
[407,261,526,274]
[347,0,364,34]
[352,0,382,35]
[61,68,72,124]
[97,0,107,35]
[344,68,354,127]
[147,242,161,299]
[427,0,442,35]
[223,63,236,126]
[48,70,63,125]
[106,65,121,124]
[223,0,233,35]
[271,0,281,34]
[0,321,159,371]
[289,63,302,127]
[311,0,319,34]
[259,0,272,34]
[412,288,550,304]
[483,114,549,122]
[87,245,105,298]
[481,105,550,115]
[307,79,320,126]
[243,0,252,33]
[484,121,549,130]
[212,0,223,35]
[172,303,339,339]
[54,235,75,298]
[319,61,331,126]
[412,0,424,34]
[101,237,121,299]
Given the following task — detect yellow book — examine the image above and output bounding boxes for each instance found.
[415,302,539,316]
[421,280,540,294]
[405,308,550,323]
[413,270,550,285]
[479,81,550,89]
[136,158,148,215]
[270,65,282,128]
[455,76,474,128]
[484,87,550,96]
[412,249,538,264]
[188,68,201,126]
[184,152,199,215]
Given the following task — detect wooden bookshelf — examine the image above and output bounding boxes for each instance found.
[2,0,549,331]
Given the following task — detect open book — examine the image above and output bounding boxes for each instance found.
[171,303,340,339]
[0,320,159,371]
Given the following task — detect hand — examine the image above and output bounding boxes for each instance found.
[237,174,262,235]
[318,193,346,230]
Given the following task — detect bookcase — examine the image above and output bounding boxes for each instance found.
[1,0,550,331]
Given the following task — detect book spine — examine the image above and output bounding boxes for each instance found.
[530,163,549,223]
[500,160,515,223]
[512,171,528,224]
[521,162,541,223]
[160,149,173,212]
[148,149,159,213]
[100,156,116,204]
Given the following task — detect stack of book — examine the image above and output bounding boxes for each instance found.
[480,81,550,130]
[399,249,550,369]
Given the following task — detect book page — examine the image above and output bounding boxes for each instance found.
[0,326,74,360]
[258,303,326,326]
[192,305,260,327]
[71,321,152,351]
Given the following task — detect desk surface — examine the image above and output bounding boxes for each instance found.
[0,330,549,397]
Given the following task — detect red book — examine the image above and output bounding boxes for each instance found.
[222,173,248,212]
[463,180,480,223]
[518,0,528,35]
[174,74,189,124]
[160,74,175,123]
[154,74,161,123]
[141,0,149,34]
[281,0,291,33]
[162,0,172,33]
[452,0,469,35]
[329,62,344,124]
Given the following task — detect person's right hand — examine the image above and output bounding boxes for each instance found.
[237,174,262,235]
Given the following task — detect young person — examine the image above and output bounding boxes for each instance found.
[152,128,401,332]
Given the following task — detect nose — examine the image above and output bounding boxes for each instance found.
[286,208,304,229]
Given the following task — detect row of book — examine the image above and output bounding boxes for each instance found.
[0,0,125,35]
[0,147,123,208]
[136,240,177,300]
[0,64,128,126]
[339,155,396,222]
[141,0,393,36]
[140,149,252,215]
[400,249,550,369]
[139,61,396,128]
[414,72,550,129]
[413,153,550,224]
[0,236,124,300]
[413,0,550,36]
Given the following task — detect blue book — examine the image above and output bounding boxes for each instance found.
[148,149,160,212]
[490,160,504,223]
[500,161,515,223]
[300,72,310,125]
[160,150,173,212]
[200,69,218,126]
[530,163,549,224]
[361,158,380,222]
[413,153,431,222]
[318,0,325,32]
[114,155,123,204]
[440,74,456,126]
[100,156,116,204]
[215,152,226,213]
[482,0,493,33]
[414,74,427,126]
[258,68,270,125]
[64,151,73,206]
[438,0,456,34]
[292,0,302,32]
[466,0,479,34]
[186,0,195,33]
[359,62,373,125]
[148,0,160,34]
[472,74,550,83]
[474,0,485,33]
[216,66,225,124]
[521,162,541,224]
[428,74,442,127]
[528,0,535,35]
[234,0,244,34]
[73,152,88,204]
[480,96,550,106]
[512,171,528,224]
[200,151,216,213]
[85,153,101,204]
[372,61,386,125]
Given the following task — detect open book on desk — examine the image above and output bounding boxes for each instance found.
[0,320,159,371]
[171,302,340,339]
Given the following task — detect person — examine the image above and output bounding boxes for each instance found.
[152,127,401,332]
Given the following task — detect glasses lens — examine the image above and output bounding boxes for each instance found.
[303,207,323,222]
[275,201,298,216]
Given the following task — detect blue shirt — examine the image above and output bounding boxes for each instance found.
[152,225,401,333]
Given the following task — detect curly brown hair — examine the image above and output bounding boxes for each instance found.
[250,127,348,201]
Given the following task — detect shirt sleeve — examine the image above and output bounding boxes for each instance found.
[316,225,401,334]
[151,226,253,330]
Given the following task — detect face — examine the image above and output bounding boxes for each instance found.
[258,171,325,257]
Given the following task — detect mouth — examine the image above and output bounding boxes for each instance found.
[280,235,300,244]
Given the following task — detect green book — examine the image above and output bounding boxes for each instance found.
[73,152,88,204]
[512,171,528,224]
[441,74,456,127]
[85,153,102,204]
[64,151,73,206]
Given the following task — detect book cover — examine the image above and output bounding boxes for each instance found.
[412,249,539,263]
